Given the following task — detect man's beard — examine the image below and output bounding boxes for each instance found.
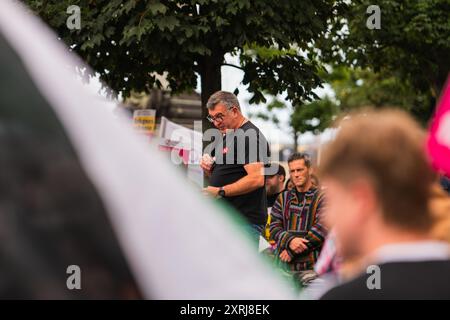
[266,184,278,196]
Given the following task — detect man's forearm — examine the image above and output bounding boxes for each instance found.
[223,174,264,197]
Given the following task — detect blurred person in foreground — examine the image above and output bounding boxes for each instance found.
[319,109,450,300]
[270,153,327,284]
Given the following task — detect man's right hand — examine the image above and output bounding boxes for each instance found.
[200,154,214,176]
[289,237,309,254]
[279,250,292,263]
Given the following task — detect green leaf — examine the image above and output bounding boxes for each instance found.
[148,2,167,15]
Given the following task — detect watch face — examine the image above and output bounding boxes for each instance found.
[219,189,225,197]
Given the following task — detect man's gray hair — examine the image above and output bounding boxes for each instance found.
[206,91,241,111]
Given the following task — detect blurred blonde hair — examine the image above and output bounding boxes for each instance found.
[320,108,435,233]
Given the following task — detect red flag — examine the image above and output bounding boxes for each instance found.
[427,76,450,176]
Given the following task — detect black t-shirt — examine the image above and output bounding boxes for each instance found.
[296,189,306,203]
[209,121,270,225]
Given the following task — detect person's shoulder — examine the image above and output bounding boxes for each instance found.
[243,120,258,129]
[317,188,326,199]
[244,120,267,136]
[319,273,373,300]
[272,189,290,209]
[280,188,295,200]
[241,121,261,134]
[321,260,450,299]
[308,187,324,199]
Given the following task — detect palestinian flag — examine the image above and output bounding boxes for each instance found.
[0,0,291,299]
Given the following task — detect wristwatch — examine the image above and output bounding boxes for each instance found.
[218,187,226,198]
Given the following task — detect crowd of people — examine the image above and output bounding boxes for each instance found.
[201,91,450,299]
[2,0,448,300]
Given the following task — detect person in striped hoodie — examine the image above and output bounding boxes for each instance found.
[270,153,327,275]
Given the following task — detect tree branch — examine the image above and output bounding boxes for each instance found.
[221,63,244,71]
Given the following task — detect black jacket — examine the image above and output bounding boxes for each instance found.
[321,260,450,300]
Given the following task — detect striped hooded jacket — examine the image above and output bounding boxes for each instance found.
[269,187,327,271]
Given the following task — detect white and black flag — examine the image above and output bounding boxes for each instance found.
[0,0,291,299]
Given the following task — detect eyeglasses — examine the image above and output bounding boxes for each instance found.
[206,107,236,123]
[206,113,225,123]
